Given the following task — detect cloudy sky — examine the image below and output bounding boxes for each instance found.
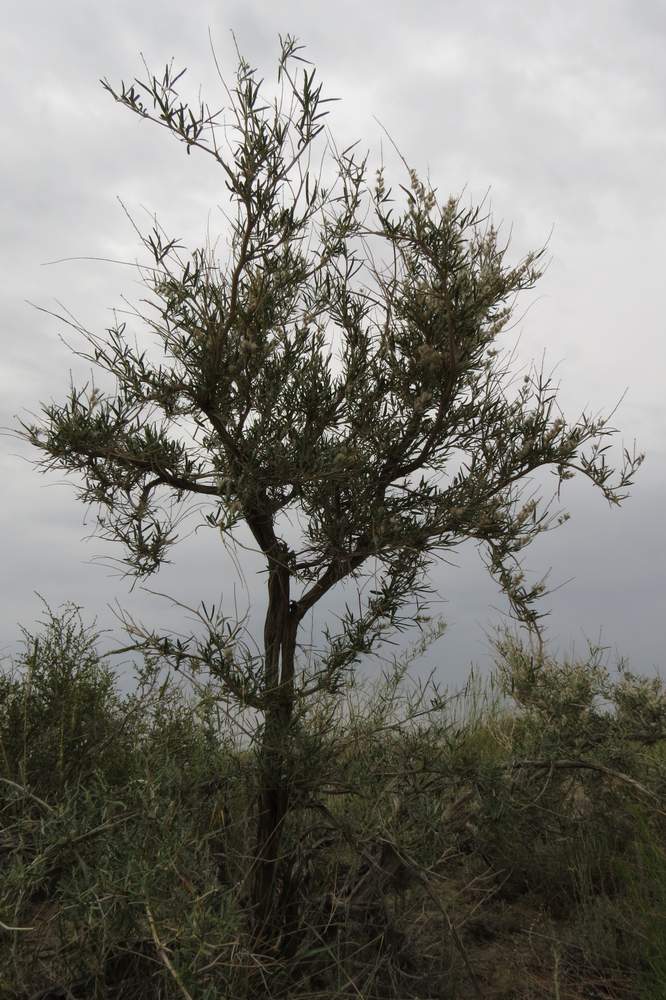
[1,0,664,696]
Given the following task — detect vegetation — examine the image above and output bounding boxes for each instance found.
[15,34,643,947]
[1,601,665,999]
[7,31,656,998]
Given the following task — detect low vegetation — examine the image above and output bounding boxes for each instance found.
[1,601,665,999]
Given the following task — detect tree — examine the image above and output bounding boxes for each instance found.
[19,35,643,937]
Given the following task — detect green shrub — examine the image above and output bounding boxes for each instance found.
[2,609,666,998]
[0,601,136,795]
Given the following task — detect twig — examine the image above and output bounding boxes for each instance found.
[145,903,194,1000]
[0,776,55,813]
[0,917,35,932]
[509,758,665,813]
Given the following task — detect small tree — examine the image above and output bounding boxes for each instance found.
[19,35,643,935]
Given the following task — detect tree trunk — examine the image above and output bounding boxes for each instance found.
[252,699,293,934]
[251,540,298,938]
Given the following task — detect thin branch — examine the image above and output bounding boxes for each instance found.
[509,758,665,812]
[0,917,35,933]
[145,903,194,1000]
[0,776,55,814]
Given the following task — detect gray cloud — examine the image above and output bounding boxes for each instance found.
[2,0,664,694]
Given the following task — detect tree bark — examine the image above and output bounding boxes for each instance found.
[252,539,299,937]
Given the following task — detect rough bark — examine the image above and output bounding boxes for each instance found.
[251,538,299,936]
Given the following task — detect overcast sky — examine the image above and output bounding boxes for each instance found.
[1,0,664,696]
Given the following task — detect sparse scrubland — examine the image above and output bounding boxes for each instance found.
[8,33,655,999]
[1,601,665,999]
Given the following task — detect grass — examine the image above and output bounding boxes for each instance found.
[1,601,665,999]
